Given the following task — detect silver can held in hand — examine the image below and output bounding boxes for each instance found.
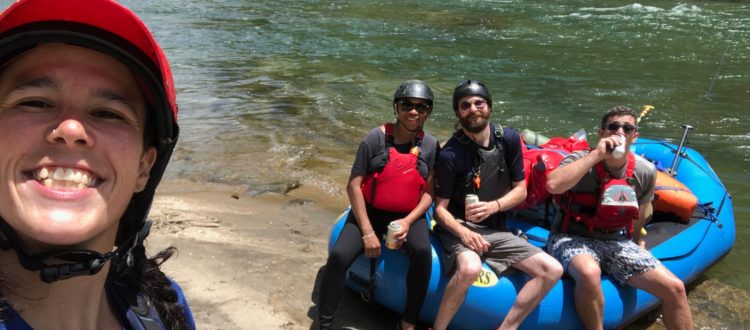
[612,135,626,159]
[465,194,479,221]
[385,221,403,249]
[465,194,479,206]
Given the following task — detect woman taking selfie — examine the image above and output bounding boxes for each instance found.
[0,0,194,328]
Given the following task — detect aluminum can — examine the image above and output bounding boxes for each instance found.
[385,221,403,249]
[612,135,626,159]
[465,194,479,206]
[464,194,480,221]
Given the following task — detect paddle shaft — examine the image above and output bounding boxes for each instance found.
[668,124,694,176]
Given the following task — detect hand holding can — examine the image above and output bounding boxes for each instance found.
[612,135,626,159]
[385,221,403,249]
[465,194,479,221]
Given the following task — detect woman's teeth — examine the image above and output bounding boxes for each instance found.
[35,167,96,190]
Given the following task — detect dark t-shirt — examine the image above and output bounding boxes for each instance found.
[435,124,525,228]
[350,126,439,179]
[435,125,525,198]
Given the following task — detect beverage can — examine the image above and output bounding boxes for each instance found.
[385,221,403,249]
[612,135,626,159]
[465,194,479,206]
[464,194,479,221]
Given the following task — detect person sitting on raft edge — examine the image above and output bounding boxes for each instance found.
[545,105,692,329]
[431,80,563,330]
[317,80,439,330]
[0,0,195,328]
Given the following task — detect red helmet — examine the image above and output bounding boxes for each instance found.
[0,0,179,249]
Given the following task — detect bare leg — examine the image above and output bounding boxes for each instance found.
[568,254,604,330]
[433,251,482,330]
[497,253,563,330]
[627,266,692,330]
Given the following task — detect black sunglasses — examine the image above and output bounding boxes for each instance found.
[606,122,637,134]
[397,99,431,114]
[459,99,487,111]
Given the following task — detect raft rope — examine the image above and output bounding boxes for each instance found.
[703,38,734,101]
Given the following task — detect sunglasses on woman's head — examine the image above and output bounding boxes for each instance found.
[606,122,637,134]
[397,99,431,114]
[459,99,487,111]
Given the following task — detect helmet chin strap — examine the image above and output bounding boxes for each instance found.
[0,219,151,283]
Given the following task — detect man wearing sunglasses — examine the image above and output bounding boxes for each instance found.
[432,80,563,330]
[546,106,692,329]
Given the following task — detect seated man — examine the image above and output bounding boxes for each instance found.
[432,80,563,330]
[546,106,692,329]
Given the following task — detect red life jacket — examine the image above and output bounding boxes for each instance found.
[558,152,640,237]
[360,123,426,213]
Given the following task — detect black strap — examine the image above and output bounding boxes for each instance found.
[0,219,151,283]
[384,123,424,156]
[452,122,504,150]
[494,122,504,141]
[368,257,376,304]
[361,257,376,304]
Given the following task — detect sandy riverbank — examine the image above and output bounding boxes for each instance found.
[145,179,403,329]
[145,179,749,330]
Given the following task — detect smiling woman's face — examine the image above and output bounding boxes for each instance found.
[0,43,156,251]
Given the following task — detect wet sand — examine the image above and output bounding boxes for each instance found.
[146,179,749,330]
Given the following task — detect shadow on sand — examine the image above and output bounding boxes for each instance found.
[308,265,423,330]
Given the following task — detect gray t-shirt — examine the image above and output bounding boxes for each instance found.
[351,126,439,179]
[551,150,656,231]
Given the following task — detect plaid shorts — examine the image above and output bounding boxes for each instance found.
[547,233,660,285]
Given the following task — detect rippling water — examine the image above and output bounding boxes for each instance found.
[133,0,750,291]
[140,0,747,290]
[5,0,748,314]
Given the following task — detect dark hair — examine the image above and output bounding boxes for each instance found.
[600,106,638,129]
[138,247,190,329]
[134,118,186,327]
[117,67,188,329]
[120,104,188,329]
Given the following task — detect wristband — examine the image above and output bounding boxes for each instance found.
[362,231,376,239]
[495,199,501,210]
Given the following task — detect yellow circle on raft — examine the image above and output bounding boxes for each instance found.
[473,267,499,287]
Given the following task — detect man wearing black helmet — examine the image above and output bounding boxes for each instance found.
[318,80,438,330]
[432,80,562,330]
[0,0,193,329]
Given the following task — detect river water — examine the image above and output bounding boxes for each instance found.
[6,0,748,325]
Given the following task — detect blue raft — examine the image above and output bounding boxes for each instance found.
[327,137,735,329]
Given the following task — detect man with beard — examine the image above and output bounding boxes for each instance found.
[432,80,562,330]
